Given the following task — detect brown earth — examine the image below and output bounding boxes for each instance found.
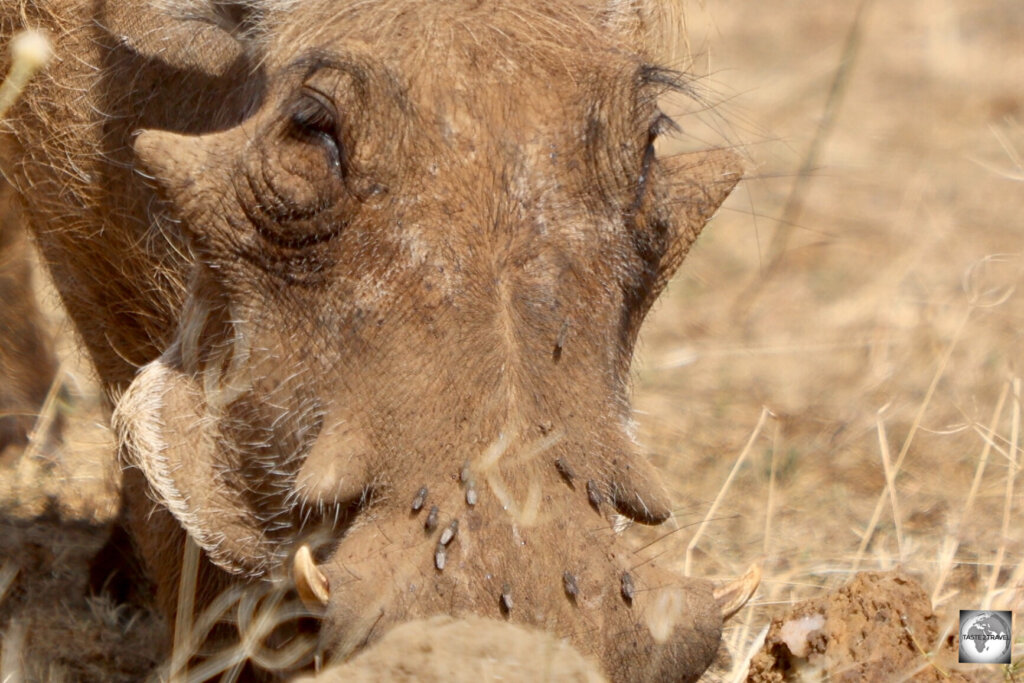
[748,570,973,682]
[0,511,165,681]
[1,0,1023,681]
[295,616,606,682]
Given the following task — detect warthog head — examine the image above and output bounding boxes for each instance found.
[113,0,751,679]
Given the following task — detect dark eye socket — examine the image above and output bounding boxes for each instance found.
[291,87,338,137]
[289,87,343,170]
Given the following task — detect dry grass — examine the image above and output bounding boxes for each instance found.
[2,0,1024,680]
[633,0,1024,678]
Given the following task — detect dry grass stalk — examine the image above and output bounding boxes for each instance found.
[169,537,200,683]
[983,377,1020,610]
[853,307,971,571]
[685,406,770,576]
[761,417,781,558]
[0,618,25,683]
[730,0,872,318]
[931,380,1010,605]
[19,364,64,464]
[0,31,51,119]
[874,413,904,562]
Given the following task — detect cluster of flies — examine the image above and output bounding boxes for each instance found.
[407,456,638,613]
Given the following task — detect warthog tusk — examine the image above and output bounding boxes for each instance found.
[294,545,329,608]
[714,563,761,621]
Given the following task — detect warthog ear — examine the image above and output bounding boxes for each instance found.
[641,147,742,303]
[622,147,741,342]
[134,128,226,243]
[134,128,209,190]
[658,147,743,268]
[99,0,253,76]
[113,356,275,576]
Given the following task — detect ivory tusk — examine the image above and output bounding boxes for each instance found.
[714,563,761,621]
[294,544,330,607]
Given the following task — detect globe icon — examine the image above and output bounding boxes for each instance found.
[959,611,1012,664]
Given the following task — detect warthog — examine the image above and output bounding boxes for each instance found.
[1,0,754,679]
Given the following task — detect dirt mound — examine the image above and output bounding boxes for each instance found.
[0,511,165,681]
[300,615,606,683]
[747,570,974,682]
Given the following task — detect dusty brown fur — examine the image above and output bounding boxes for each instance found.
[1,1,740,680]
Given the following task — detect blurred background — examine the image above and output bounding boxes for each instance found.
[1,0,1022,679]
[640,0,1024,676]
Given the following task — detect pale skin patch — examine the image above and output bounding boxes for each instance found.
[519,479,542,527]
[476,429,512,471]
[475,427,564,527]
[645,586,685,644]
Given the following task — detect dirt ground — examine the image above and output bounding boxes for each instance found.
[1,0,1022,681]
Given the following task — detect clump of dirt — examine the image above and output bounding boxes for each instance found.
[300,615,606,683]
[747,570,976,682]
[0,508,166,682]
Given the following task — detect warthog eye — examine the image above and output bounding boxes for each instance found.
[289,87,344,173]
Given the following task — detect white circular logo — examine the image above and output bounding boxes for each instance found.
[959,611,1012,664]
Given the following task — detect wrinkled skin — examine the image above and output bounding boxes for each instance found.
[1,1,741,680]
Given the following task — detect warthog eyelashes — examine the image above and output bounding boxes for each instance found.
[633,112,680,210]
[288,86,344,175]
